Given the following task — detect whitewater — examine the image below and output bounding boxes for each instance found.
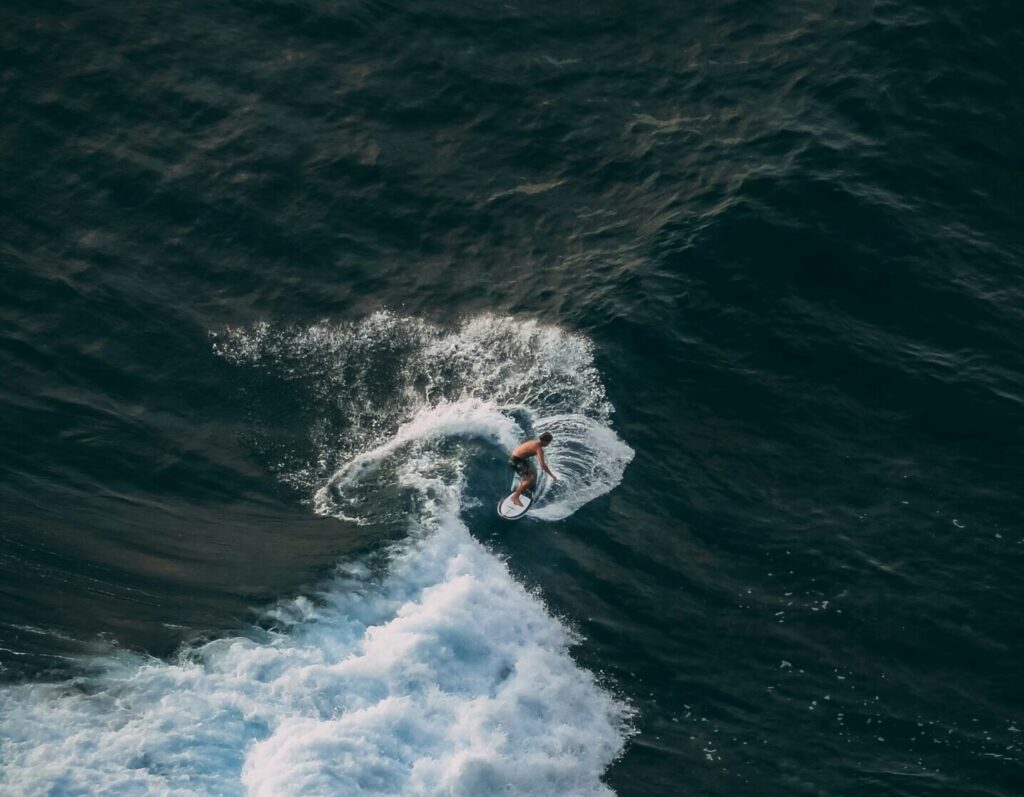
[0,314,635,796]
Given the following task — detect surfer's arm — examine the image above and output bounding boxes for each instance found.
[537,448,557,481]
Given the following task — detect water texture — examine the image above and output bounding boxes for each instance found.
[2,1,1023,795]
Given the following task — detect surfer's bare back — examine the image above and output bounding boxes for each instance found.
[509,431,557,506]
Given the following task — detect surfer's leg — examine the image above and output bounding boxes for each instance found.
[511,472,534,506]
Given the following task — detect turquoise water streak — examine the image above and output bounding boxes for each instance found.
[2,1,1023,795]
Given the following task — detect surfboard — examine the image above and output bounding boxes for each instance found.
[497,466,545,520]
[497,491,532,520]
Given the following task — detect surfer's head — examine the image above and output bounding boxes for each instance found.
[539,432,553,446]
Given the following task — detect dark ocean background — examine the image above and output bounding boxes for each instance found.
[2,1,1023,795]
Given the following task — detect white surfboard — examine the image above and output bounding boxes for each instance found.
[497,469,545,521]
[497,491,532,520]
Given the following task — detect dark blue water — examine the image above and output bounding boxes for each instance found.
[2,2,1023,794]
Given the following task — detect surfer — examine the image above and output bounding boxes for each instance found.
[509,432,557,506]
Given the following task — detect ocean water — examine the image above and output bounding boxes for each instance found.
[1,1,1022,795]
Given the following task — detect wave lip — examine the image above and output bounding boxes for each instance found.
[215,312,634,524]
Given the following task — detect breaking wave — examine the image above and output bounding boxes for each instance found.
[0,313,635,796]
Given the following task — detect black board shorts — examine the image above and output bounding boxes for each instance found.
[509,455,533,478]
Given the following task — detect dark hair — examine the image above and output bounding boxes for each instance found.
[539,432,553,444]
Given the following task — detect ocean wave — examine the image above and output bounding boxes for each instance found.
[0,314,635,795]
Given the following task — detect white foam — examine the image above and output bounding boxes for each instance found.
[0,511,632,796]
[527,415,636,522]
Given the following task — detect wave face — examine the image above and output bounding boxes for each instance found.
[0,314,634,796]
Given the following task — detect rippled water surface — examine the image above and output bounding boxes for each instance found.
[2,1,1023,795]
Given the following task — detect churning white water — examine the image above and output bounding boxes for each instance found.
[0,314,635,796]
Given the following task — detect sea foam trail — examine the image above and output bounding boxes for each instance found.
[0,510,631,796]
[0,314,635,795]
